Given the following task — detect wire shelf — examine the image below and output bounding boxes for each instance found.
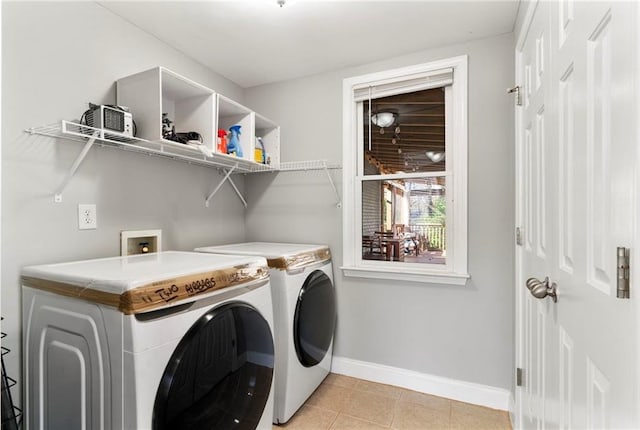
[26,121,278,174]
[279,160,342,171]
[25,121,342,206]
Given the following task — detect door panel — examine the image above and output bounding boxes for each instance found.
[516,1,638,429]
[558,63,575,274]
[586,8,614,293]
[518,3,554,428]
[558,326,574,429]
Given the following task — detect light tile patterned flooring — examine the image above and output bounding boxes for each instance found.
[274,373,512,430]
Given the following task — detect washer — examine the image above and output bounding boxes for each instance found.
[194,242,336,424]
[22,251,275,430]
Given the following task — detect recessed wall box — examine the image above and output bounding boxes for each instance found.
[120,229,162,256]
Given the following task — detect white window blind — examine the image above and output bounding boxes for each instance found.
[353,68,453,102]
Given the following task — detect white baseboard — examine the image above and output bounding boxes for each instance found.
[331,356,511,411]
[508,392,516,428]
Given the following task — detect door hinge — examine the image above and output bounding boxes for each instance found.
[516,227,523,246]
[516,368,523,387]
[617,247,630,299]
[507,86,522,106]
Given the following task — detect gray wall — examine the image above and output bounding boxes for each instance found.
[2,1,516,407]
[1,1,249,401]
[244,33,515,390]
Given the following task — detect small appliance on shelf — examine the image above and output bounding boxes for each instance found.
[81,103,134,139]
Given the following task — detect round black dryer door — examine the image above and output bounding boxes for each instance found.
[293,269,336,367]
[153,303,274,430]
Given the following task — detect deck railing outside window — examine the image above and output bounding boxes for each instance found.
[407,223,446,251]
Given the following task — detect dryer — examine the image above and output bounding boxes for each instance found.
[22,251,275,430]
[194,243,336,424]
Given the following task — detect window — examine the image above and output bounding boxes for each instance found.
[341,56,469,284]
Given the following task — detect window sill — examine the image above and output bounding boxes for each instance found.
[340,265,470,285]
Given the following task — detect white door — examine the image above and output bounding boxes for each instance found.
[516,1,638,429]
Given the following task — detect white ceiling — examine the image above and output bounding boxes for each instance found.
[99,1,520,88]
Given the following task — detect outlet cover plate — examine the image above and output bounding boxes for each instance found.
[78,204,97,230]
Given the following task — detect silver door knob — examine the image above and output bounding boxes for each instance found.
[525,277,558,303]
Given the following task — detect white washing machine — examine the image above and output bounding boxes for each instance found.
[22,251,275,430]
[194,243,336,424]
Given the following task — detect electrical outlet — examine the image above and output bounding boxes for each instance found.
[78,204,97,230]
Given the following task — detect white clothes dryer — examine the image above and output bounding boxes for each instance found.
[194,243,336,424]
[22,251,275,430]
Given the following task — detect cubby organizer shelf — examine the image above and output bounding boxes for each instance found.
[25,121,342,207]
[116,67,282,169]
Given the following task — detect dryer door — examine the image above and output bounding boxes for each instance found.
[153,303,274,430]
[293,270,336,367]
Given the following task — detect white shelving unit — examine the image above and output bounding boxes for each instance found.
[116,67,281,168]
[27,66,341,206]
[255,113,280,169]
[216,95,254,161]
[117,67,216,153]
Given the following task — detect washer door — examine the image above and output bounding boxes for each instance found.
[153,303,274,430]
[293,270,336,367]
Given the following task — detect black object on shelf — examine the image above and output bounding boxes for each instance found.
[2,318,21,430]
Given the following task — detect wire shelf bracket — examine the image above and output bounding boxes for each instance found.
[322,161,342,208]
[53,128,99,202]
[277,160,342,208]
[226,174,248,208]
[205,163,247,208]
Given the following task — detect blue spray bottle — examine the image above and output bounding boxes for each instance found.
[227,125,243,157]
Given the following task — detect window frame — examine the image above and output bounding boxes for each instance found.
[341,56,469,285]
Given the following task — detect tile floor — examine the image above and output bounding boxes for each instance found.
[274,374,512,430]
